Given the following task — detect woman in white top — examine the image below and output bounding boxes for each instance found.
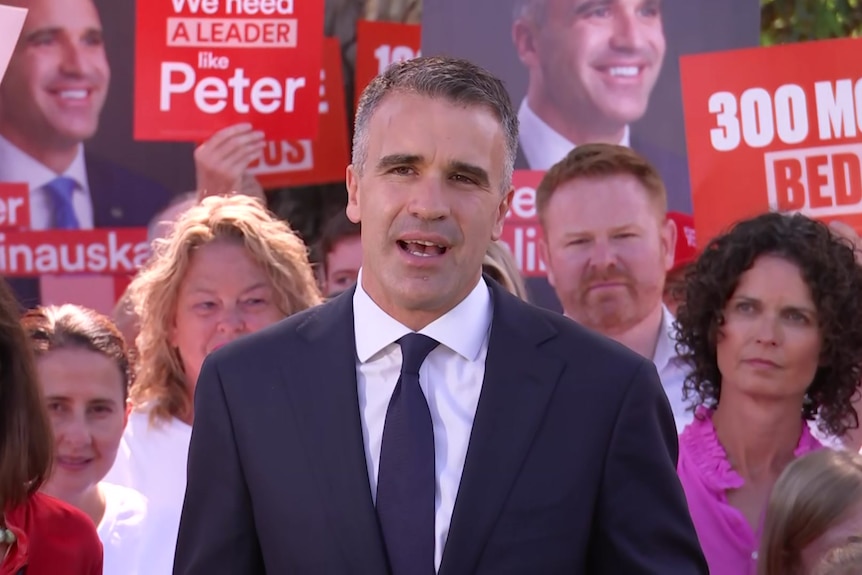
[22,304,148,575]
[105,194,323,575]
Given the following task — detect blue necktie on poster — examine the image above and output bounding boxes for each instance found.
[45,176,80,229]
[0,5,27,85]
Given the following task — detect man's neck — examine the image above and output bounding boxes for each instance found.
[0,127,79,174]
[599,304,665,361]
[525,88,626,147]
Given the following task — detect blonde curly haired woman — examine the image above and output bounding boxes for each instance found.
[104,195,322,575]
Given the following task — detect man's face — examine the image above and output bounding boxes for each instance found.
[539,173,674,334]
[346,92,512,329]
[0,0,110,150]
[518,0,665,132]
[324,233,362,297]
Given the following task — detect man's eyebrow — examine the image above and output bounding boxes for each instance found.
[449,161,490,187]
[376,154,422,171]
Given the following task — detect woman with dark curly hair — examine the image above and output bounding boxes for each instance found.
[674,212,862,575]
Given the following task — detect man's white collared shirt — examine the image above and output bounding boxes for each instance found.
[353,271,493,571]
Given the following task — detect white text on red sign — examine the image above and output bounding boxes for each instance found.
[374,44,421,75]
[0,230,151,277]
[765,142,862,217]
[708,77,862,151]
[171,0,295,15]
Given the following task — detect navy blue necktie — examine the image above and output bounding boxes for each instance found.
[377,333,440,575]
[44,176,80,229]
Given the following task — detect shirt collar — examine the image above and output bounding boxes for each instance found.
[353,268,493,363]
[517,97,630,170]
[653,304,681,371]
[0,133,89,193]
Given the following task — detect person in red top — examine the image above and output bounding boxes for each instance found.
[0,278,102,575]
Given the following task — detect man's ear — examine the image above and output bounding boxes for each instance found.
[346,165,361,224]
[491,187,514,241]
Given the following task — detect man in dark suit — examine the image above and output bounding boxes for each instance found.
[174,56,707,574]
[511,0,691,208]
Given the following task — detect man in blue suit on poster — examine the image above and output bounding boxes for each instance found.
[0,0,174,307]
[511,0,689,204]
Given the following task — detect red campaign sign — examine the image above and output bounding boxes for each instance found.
[134,0,325,142]
[247,36,349,188]
[354,20,421,108]
[0,183,30,231]
[681,37,862,249]
[0,229,150,277]
[500,171,548,279]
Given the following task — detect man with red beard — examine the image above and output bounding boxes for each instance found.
[537,142,691,432]
[0,0,173,306]
[512,0,691,209]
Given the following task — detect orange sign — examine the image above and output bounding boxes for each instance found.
[500,171,547,278]
[134,0,325,141]
[354,20,421,107]
[247,37,349,188]
[681,37,862,248]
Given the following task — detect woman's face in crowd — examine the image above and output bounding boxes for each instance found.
[38,347,127,499]
[716,255,822,402]
[171,240,285,388]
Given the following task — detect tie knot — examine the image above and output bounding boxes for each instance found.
[45,176,77,200]
[397,333,440,376]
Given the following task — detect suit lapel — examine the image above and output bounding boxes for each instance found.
[439,283,564,575]
[279,289,389,573]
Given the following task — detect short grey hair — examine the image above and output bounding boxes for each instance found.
[512,0,547,24]
[351,55,520,192]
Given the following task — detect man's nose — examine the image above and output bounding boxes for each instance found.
[407,178,450,221]
[59,37,88,76]
[587,239,618,268]
[610,10,647,51]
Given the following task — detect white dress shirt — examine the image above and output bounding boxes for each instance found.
[517,98,630,170]
[653,305,694,433]
[0,134,94,229]
[103,409,192,575]
[353,270,492,571]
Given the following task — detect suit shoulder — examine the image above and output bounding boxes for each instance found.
[525,301,651,375]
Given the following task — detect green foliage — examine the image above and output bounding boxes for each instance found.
[761,0,862,45]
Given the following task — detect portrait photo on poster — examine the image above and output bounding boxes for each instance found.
[421,0,760,310]
[421,0,761,214]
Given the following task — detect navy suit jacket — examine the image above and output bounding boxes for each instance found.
[174,279,707,574]
[6,153,175,309]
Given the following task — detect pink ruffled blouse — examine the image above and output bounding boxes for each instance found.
[677,406,823,575]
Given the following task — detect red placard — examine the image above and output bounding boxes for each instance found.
[0,183,30,231]
[0,229,150,277]
[247,37,349,188]
[354,20,421,108]
[500,171,548,278]
[681,37,862,249]
[134,0,325,142]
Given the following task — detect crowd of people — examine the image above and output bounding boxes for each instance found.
[1,1,861,574]
[0,53,861,575]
